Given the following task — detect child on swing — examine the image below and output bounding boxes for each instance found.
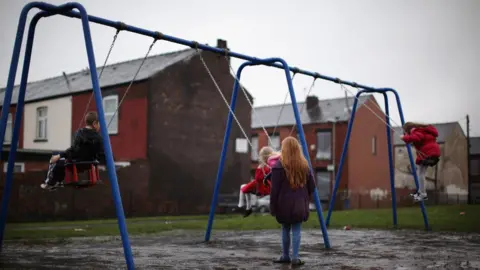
[400,122,441,202]
[237,146,280,217]
[41,111,104,191]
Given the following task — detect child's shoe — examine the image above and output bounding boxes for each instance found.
[291,258,305,267]
[410,192,428,202]
[40,182,62,191]
[273,256,291,264]
[243,208,253,218]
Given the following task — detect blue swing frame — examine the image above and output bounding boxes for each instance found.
[0,2,429,269]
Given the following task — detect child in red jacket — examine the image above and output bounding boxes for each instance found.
[238,146,278,217]
[401,122,441,202]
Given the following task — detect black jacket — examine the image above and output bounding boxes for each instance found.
[60,127,104,162]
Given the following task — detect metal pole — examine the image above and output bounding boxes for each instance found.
[383,93,397,227]
[467,115,471,204]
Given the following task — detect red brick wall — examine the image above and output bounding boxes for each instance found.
[71,82,148,161]
[348,96,393,206]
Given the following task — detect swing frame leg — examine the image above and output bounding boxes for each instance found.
[325,88,430,231]
[205,57,331,249]
[0,3,135,269]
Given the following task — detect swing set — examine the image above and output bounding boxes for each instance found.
[0,2,430,270]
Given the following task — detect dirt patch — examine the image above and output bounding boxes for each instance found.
[1,229,479,269]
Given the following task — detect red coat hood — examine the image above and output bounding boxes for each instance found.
[415,125,439,138]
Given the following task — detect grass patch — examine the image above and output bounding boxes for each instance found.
[5,205,478,240]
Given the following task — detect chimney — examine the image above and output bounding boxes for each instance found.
[306,95,322,121]
[216,38,230,63]
[217,39,227,49]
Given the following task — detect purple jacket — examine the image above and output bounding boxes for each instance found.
[269,159,315,224]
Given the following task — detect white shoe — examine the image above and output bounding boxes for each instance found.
[411,192,428,202]
[41,182,62,191]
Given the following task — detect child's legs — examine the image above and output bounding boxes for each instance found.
[291,223,302,259]
[244,193,252,209]
[44,162,56,184]
[281,224,291,259]
[417,165,427,193]
[49,159,66,185]
[238,184,246,207]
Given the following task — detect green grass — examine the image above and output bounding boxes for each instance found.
[5,205,478,241]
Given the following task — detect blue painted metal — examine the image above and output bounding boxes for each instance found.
[386,88,430,231]
[204,61,247,242]
[325,92,361,226]
[74,3,135,269]
[0,1,79,251]
[383,92,397,227]
[0,10,42,251]
[204,58,330,249]
[2,2,377,91]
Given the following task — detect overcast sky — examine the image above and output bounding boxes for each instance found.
[1,0,479,136]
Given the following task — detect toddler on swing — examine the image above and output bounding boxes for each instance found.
[237,146,280,217]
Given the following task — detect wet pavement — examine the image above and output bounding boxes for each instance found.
[1,229,479,269]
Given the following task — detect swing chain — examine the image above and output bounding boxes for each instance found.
[196,48,253,149]
[78,29,122,129]
[224,55,275,149]
[105,38,158,129]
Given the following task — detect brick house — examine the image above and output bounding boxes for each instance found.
[469,137,480,203]
[0,39,253,219]
[393,122,469,203]
[251,94,392,209]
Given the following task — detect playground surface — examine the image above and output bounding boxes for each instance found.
[1,228,479,269]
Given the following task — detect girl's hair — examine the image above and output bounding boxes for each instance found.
[280,136,309,189]
[403,122,429,134]
[258,146,274,165]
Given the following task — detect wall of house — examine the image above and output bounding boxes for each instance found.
[23,97,72,151]
[146,50,252,214]
[347,97,392,208]
[71,82,148,161]
[394,124,468,196]
[0,160,47,173]
[438,124,468,194]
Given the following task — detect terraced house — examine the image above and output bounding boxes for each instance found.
[0,39,254,220]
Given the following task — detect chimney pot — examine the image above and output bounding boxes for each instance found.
[217,39,227,49]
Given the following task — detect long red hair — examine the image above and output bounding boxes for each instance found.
[280,136,310,189]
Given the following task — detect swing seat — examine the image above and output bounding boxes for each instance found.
[64,160,100,188]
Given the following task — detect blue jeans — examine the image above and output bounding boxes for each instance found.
[281,223,302,260]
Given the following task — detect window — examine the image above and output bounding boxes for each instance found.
[372,136,377,155]
[251,135,259,161]
[4,113,12,144]
[103,95,118,134]
[36,107,48,140]
[269,133,281,151]
[3,162,25,173]
[316,130,332,160]
[316,171,331,201]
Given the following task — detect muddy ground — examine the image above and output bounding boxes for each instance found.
[1,229,479,269]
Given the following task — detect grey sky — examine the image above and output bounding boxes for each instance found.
[1,0,479,136]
